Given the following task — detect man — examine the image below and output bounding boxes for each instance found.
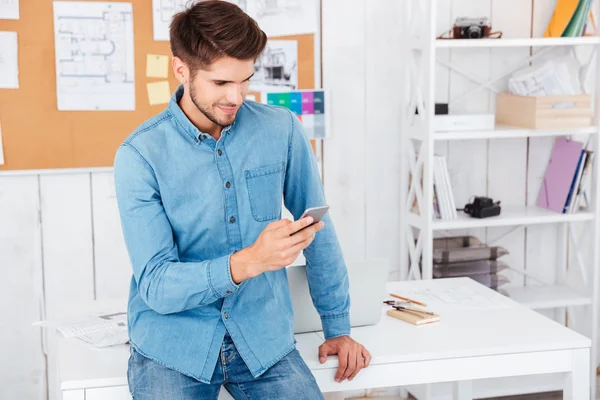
[114,1,370,398]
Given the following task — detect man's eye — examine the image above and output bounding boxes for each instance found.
[215,82,226,86]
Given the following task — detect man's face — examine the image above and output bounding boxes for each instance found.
[187,57,255,127]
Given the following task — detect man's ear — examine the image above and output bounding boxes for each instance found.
[172,57,188,84]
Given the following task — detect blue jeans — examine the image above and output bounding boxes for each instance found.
[127,332,324,399]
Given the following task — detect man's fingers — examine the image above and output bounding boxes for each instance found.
[362,346,372,367]
[288,221,324,244]
[266,219,291,231]
[348,350,364,381]
[318,344,329,364]
[286,233,315,257]
[341,347,357,382]
[334,349,348,382]
[284,216,317,236]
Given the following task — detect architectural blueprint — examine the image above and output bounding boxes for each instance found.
[152,0,188,41]
[53,2,135,111]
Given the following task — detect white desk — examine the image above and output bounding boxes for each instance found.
[56,278,592,400]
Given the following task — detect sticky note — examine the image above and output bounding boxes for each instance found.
[147,81,171,106]
[146,54,169,78]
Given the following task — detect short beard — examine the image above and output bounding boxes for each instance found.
[189,81,235,128]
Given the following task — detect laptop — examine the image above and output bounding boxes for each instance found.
[287,258,389,334]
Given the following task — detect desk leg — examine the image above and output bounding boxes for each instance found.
[563,348,590,400]
[452,380,473,400]
[422,383,432,400]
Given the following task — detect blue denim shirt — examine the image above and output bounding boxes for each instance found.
[113,85,350,383]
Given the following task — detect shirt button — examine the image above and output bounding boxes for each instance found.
[226,290,232,294]
[218,150,223,156]
[223,313,229,319]
[230,216,236,223]
[225,182,231,188]
[200,135,206,141]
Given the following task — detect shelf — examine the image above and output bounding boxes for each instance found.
[432,125,598,141]
[434,37,600,49]
[432,206,594,230]
[503,284,591,309]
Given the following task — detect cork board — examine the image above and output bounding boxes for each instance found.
[0,0,318,171]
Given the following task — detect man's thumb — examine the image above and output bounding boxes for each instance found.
[318,346,328,364]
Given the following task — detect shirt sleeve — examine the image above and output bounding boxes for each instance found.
[282,110,351,339]
[113,143,239,315]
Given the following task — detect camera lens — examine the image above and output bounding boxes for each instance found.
[467,25,482,38]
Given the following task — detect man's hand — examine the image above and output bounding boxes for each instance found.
[318,336,371,383]
[230,217,324,283]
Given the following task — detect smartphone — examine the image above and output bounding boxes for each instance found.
[291,205,329,236]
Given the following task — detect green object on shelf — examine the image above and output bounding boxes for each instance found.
[562,0,593,37]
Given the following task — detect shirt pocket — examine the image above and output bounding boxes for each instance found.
[245,162,285,222]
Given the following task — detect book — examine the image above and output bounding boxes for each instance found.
[572,150,594,212]
[537,139,584,213]
[433,155,457,220]
[564,149,586,213]
[440,156,458,219]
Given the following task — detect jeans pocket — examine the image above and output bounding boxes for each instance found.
[245,162,284,222]
[129,346,146,365]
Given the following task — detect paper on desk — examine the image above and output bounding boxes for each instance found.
[34,311,129,347]
[147,54,169,78]
[399,285,511,311]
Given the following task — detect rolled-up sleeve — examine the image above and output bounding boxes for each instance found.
[114,144,239,315]
[282,110,351,339]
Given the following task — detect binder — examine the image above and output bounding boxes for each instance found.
[537,139,584,212]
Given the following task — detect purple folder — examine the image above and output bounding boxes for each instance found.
[537,139,584,213]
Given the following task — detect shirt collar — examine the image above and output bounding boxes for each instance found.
[168,85,237,142]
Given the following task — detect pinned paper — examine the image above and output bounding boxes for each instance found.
[0,121,5,165]
[146,54,169,78]
[0,31,19,88]
[0,0,19,20]
[147,81,171,106]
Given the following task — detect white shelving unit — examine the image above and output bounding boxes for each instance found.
[400,1,600,398]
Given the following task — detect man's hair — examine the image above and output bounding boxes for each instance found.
[170,1,267,71]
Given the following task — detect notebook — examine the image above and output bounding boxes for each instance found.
[537,139,584,213]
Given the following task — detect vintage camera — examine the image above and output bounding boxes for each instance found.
[463,196,501,219]
[453,17,492,39]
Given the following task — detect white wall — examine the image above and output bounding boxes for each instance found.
[1,0,596,399]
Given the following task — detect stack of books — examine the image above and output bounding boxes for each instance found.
[408,154,458,220]
[433,154,457,220]
[537,138,594,214]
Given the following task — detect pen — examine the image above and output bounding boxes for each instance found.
[394,306,436,316]
[389,293,427,307]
